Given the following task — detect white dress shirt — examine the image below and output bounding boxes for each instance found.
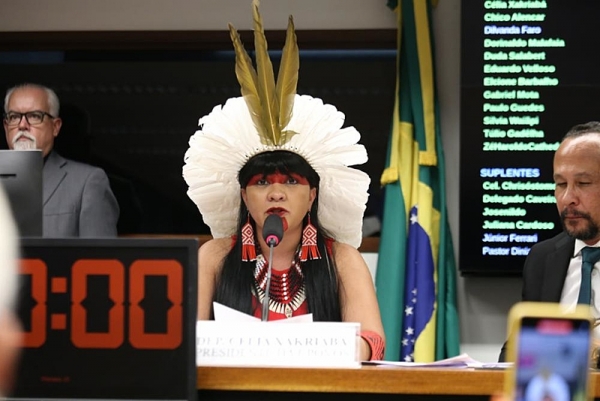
[560,239,600,337]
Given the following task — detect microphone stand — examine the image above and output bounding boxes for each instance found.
[261,240,276,322]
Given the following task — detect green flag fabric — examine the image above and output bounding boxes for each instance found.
[375,0,460,362]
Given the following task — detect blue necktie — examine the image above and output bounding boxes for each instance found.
[577,247,600,304]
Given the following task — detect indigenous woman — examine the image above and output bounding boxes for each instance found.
[183,0,385,361]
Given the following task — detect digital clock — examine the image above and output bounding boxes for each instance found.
[10,238,198,401]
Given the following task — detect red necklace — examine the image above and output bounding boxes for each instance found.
[253,253,306,318]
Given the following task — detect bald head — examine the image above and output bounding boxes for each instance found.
[554,127,600,244]
[556,132,600,160]
[562,121,600,141]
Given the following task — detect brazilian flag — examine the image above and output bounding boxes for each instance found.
[375,0,460,362]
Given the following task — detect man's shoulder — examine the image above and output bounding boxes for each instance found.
[62,157,102,172]
[530,230,572,253]
[54,153,107,175]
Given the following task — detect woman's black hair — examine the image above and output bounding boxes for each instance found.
[213,150,342,321]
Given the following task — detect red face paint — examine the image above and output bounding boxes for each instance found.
[246,172,309,186]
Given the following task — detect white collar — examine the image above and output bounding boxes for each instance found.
[573,238,600,257]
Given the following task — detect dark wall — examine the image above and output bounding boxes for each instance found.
[0,48,395,235]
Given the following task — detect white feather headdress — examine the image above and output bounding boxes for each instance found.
[182,0,370,248]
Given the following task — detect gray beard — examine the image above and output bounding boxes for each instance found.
[12,131,37,151]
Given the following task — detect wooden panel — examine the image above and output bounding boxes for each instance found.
[197,366,600,397]
[197,366,503,395]
[0,29,396,51]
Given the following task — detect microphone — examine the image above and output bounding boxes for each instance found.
[261,214,283,321]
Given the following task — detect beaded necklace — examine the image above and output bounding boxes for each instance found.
[252,253,306,318]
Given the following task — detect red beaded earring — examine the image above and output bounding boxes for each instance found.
[300,212,320,261]
[241,214,257,262]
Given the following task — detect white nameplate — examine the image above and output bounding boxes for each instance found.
[196,321,361,368]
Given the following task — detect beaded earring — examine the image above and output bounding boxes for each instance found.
[241,214,257,262]
[300,212,321,261]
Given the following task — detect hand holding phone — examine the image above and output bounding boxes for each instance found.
[504,302,594,401]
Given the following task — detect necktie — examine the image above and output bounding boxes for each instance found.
[577,247,600,304]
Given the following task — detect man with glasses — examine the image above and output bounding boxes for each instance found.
[3,83,119,237]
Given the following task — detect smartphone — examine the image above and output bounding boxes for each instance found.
[504,302,594,401]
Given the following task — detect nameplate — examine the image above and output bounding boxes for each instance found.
[196,321,360,368]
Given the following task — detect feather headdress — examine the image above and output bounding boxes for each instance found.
[183,0,370,248]
[229,0,298,146]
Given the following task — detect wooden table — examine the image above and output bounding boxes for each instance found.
[196,366,600,400]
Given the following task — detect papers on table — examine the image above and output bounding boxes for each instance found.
[362,353,513,369]
[213,301,313,323]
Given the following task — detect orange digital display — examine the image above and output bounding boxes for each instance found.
[20,258,184,350]
[11,238,198,401]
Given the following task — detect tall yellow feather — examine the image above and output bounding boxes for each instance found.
[276,15,299,144]
[228,23,266,140]
[252,0,280,145]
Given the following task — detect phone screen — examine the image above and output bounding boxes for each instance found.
[514,317,591,401]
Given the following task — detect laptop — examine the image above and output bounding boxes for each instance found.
[0,150,43,236]
[9,238,198,401]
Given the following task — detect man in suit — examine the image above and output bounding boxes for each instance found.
[499,121,600,361]
[3,83,119,237]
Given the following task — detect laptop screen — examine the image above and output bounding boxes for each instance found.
[0,150,43,237]
[9,238,198,401]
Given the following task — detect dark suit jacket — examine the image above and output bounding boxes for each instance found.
[498,231,575,361]
[43,151,119,237]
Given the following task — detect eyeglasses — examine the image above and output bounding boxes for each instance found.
[4,111,55,126]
